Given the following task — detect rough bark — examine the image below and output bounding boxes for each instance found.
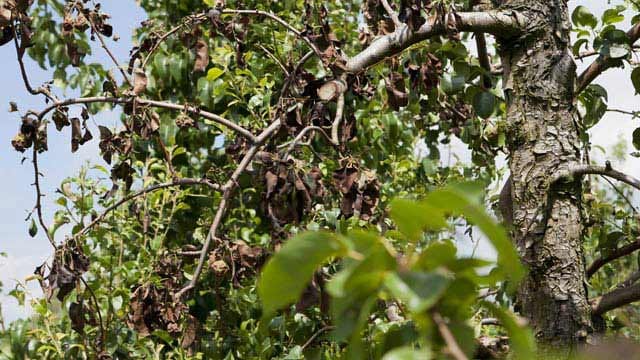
[498,0,591,353]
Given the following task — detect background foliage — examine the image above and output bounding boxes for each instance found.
[0,0,639,358]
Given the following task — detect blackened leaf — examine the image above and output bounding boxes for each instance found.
[9,101,18,112]
[52,109,70,131]
[71,117,82,152]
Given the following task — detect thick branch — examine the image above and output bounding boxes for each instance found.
[576,22,640,94]
[591,282,640,315]
[553,165,640,192]
[586,238,640,278]
[344,10,524,73]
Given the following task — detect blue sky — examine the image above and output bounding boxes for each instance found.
[0,1,145,322]
[1,1,639,323]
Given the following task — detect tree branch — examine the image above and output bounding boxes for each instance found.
[576,22,640,94]
[380,0,402,29]
[591,282,640,315]
[432,312,469,360]
[343,10,525,73]
[475,32,493,88]
[74,178,219,239]
[85,10,132,86]
[34,96,257,142]
[32,146,55,248]
[587,238,640,278]
[617,270,640,289]
[553,164,640,192]
[175,118,282,299]
[221,9,323,59]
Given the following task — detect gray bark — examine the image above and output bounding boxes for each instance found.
[498,0,592,351]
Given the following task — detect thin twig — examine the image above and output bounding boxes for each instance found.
[78,276,106,351]
[73,178,219,239]
[301,326,335,350]
[142,14,206,69]
[600,175,638,214]
[32,146,56,248]
[12,20,56,101]
[33,96,256,142]
[587,238,640,278]
[432,312,469,360]
[607,108,640,118]
[282,126,335,158]
[222,9,323,60]
[84,9,132,86]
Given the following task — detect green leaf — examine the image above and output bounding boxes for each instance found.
[602,6,625,25]
[384,271,450,313]
[206,67,225,81]
[572,39,589,57]
[389,199,446,242]
[631,67,640,95]
[473,91,495,119]
[481,301,536,359]
[382,347,431,360]
[29,219,38,238]
[572,6,597,28]
[441,74,465,94]
[416,241,457,271]
[425,183,524,291]
[258,231,346,318]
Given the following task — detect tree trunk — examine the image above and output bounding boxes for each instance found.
[498,0,592,352]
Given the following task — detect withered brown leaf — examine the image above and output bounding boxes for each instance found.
[193,39,209,73]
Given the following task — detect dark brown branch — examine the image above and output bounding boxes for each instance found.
[74,178,219,239]
[32,146,55,248]
[591,282,640,315]
[475,32,493,88]
[344,10,524,73]
[85,11,132,86]
[587,238,640,278]
[607,108,640,118]
[12,21,56,101]
[576,22,640,94]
